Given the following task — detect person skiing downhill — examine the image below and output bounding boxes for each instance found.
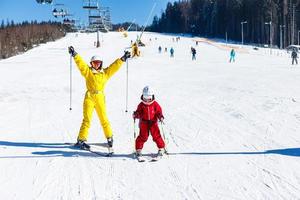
[68,46,131,150]
[170,47,174,57]
[229,49,236,63]
[132,42,140,57]
[292,49,298,65]
[133,86,166,159]
[158,46,162,53]
[191,47,196,60]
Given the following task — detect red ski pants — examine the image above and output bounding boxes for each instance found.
[135,121,165,150]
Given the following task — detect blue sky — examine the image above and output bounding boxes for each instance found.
[0,0,175,25]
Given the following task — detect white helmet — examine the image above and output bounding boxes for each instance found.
[142,86,154,102]
[90,55,102,62]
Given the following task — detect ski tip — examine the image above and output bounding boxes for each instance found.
[150,157,162,162]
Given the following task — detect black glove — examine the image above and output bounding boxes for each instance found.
[132,111,139,119]
[121,51,131,61]
[68,46,77,57]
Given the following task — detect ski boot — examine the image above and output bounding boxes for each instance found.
[135,149,146,162]
[157,148,165,157]
[151,148,165,162]
[74,140,90,150]
[107,137,114,155]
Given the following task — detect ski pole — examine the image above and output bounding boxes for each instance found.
[133,119,137,156]
[134,119,137,140]
[160,121,169,154]
[69,54,72,111]
[125,58,129,112]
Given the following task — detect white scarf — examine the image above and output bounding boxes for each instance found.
[91,67,104,74]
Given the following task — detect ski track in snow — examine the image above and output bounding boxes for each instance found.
[1,32,300,199]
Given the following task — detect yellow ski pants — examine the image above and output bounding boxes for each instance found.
[77,91,112,141]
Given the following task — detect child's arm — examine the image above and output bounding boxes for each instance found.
[133,103,143,119]
[155,102,164,121]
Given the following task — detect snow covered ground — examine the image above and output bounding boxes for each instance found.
[1,31,300,200]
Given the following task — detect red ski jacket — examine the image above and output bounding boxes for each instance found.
[133,101,164,123]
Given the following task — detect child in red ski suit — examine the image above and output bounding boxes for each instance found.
[133,86,165,156]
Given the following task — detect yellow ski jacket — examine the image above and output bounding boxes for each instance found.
[74,54,124,92]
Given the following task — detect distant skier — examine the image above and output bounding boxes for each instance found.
[158,46,162,53]
[132,42,140,57]
[229,49,236,63]
[170,47,174,57]
[191,47,196,60]
[133,86,166,159]
[164,47,168,52]
[196,41,199,46]
[68,46,131,150]
[292,49,298,65]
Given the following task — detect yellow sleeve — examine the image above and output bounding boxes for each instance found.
[104,58,124,79]
[74,54,90,78]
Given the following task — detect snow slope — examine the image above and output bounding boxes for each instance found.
[1,31,300,200]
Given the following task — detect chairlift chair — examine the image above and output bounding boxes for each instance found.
[52,9,67,18]
[52,3,67,18]
[63,18,75,25]
[36,0,53,4]
[83,0,99,9]
[88,9,101,19]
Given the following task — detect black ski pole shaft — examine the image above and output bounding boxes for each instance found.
[125,59,129,112]
[69,55,72,111]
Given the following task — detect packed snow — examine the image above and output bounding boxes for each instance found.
[0,31,300,200]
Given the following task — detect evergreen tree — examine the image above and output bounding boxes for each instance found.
[149,0,300,48]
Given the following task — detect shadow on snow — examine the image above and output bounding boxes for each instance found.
[0,140,300,158]
[168,148,300,157]
[0,141,133,159]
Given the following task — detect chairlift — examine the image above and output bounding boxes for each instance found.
[36,0,53,4]
[63,18,75,25]
[90,20,102,25]
[52,9,67,18]
[52,4,67,18]
[83,0,99,9]
[88,9,101,19]
[89,16,101,19]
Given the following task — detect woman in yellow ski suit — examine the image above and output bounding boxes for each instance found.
[68,46,130,149]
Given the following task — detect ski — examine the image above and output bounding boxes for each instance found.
[150,155,163,162]
[136,156,147,162]
[65,143,113,157]
[87,148,112,157]
[135,153,164,162]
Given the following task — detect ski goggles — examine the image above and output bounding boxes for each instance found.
[142,95,153,102]
[91,60,103,67]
